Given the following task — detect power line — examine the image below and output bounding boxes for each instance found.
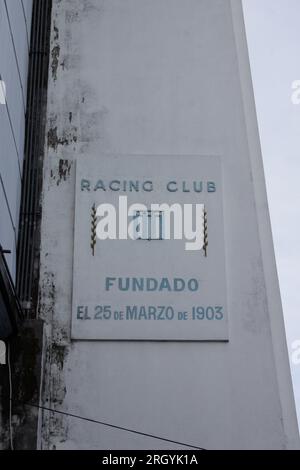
[13,399,206,450]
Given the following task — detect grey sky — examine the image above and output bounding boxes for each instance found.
[243,0,300,426]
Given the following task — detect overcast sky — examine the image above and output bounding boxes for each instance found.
[243,0,300,426]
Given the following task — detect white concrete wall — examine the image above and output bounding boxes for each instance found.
[0,0,32,278]
[39,0,299,449]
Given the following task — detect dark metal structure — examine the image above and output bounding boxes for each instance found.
[0,246,23,339]
[16,0,52,318]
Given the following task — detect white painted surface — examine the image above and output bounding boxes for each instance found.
[39,0,299,449]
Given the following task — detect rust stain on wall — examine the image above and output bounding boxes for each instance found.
[47,126,78,151]
[58,159,72,185]
[53,24,59,41]
[51,45,60,81]
[49,159,73,186]
[39,272,56,320]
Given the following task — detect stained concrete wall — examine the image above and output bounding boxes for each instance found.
[38,0,299,449]
[0,0,32,278]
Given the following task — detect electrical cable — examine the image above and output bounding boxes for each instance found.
[5,343,205,450]
[11,399,205,450]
